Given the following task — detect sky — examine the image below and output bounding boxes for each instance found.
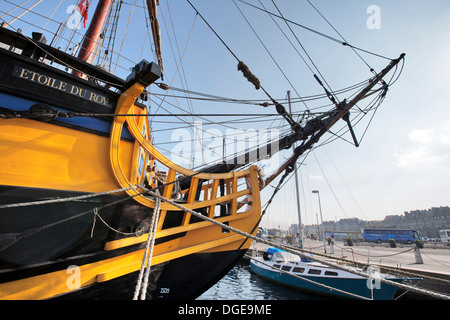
[2,0,449,229]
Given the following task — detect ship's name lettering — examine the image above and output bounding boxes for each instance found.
[14,65,110,106]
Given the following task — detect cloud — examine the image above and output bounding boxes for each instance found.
[309,174,324,182]
[395,126,450,169]
[408,129,433,144]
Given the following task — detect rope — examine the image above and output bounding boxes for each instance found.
[294,241,450,285]
[185,0,298,130]
[136,184,450,300]
[0,186,136,209]
[133,193,161,300]
[336,243,415,258]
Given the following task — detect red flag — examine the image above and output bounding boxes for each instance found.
[76,0,89,28]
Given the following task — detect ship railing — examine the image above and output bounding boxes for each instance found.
[108,82,262,246]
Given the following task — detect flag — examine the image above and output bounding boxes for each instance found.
[77,0,89,28]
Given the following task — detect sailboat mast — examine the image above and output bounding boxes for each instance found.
[288,91,303,249]
[74,0,112,76]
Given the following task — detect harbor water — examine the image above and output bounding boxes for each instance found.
[198,260,325,300]
[197,258,436,300]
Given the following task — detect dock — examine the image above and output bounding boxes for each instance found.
[246,239,450,298]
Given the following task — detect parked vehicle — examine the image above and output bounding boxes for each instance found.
[362,229,422,244]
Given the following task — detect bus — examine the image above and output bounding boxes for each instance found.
[362,229,422,244]
[325,231,363,241]
[439,230,450,243]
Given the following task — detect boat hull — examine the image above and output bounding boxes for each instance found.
[250,259,402,300]
[56,249,246,300]
[0,184,253,300]
[0,29,262,300]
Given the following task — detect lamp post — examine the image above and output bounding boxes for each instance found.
[288,90,303,249]
[312,190,327,253]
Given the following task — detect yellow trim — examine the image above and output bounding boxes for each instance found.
[97,234,246,283]
[104,207,253,251]
[0,233,248,300]
[109,82,259,208]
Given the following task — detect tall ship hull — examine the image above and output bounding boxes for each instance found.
[0,27,261,299]
[0,0,406,300]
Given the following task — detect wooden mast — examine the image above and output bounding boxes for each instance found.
[145,0,164,77]
[73,0,112,77]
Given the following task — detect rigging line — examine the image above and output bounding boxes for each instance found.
[21,1,56,34]
[0,188,145,252]
[1,0,139,73]
[112,0,137,74]
[185,0,295,125]
[37,0,63,34]
[166,0,196,118]
[239,0,393,61]
[356,89,386,145]
[256,0,313,79]
[157,6,193,129]
[306,0,375,73]
[149,95,256,132]
[149,93,294,135]
[149,117,293,130]
[147,12,197,123]
[141,0,157,63]
[270,0,339,105]
[311,150,348,218]
[4,0,42,27]
[151,92,268,106]
[63,0,84,53]
[160,76,370,106]
[69,112,299,117]
[322,147,367,220]
[257,0,311,112]
[142,184,440,300]
[0,12,131,86]
[261,149,312,217]
[186,0,239,62]
[312,88,388,149]
[159,0,196,127]
[233,0,308,110]
[0,0,31,20]
[146,103,291,157]
[107,0,123,71]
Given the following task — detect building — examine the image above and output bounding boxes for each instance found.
[301,206,450,240]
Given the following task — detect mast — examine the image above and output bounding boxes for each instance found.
[73,0,112,77]
[146,0,164,76]
[288,91,303,249]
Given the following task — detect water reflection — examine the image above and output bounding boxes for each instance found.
[198,260,324,300]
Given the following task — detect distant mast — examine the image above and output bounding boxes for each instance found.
[73,0,112,77]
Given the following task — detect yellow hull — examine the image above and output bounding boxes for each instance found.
[0,118,129,193]
[0,82,262,300]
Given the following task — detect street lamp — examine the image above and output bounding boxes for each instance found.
[312,190,327,253]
